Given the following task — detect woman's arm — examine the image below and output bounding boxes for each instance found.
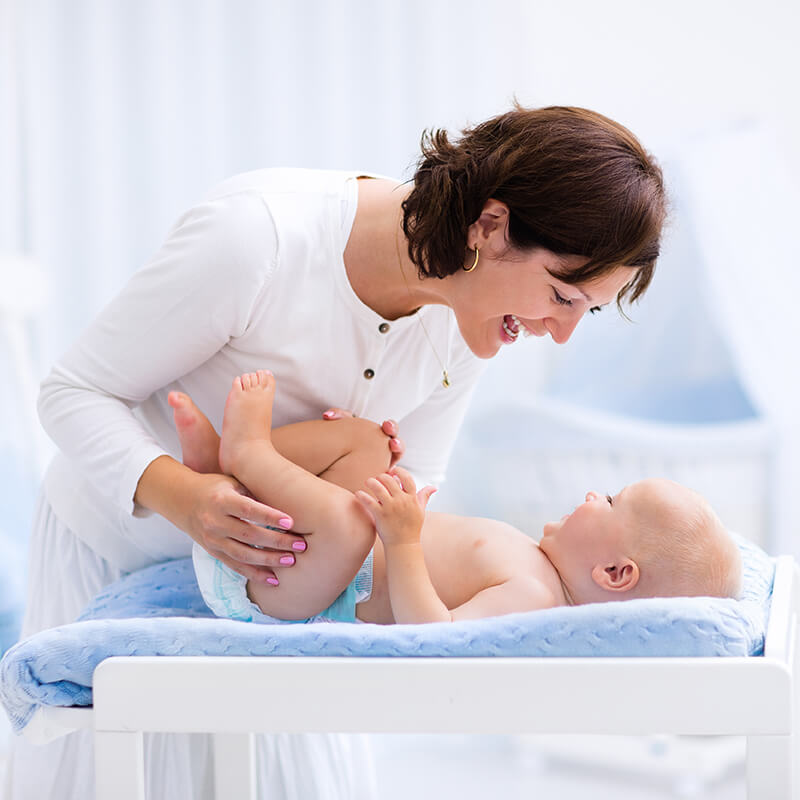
[134,455,302,577]
[38,194,302,581]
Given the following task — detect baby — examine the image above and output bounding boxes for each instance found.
[173,370,742,625]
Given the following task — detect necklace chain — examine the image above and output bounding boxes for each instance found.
[394,212,450,388]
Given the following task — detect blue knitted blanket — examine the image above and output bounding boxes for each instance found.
[0,535,774,733]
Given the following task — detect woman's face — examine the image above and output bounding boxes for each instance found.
[449,246,634,359]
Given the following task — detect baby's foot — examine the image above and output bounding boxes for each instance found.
[168,391,221,474]
[219,370,276,476]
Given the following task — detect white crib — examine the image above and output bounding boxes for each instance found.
[436,395,774,551]
[34,555,800,800]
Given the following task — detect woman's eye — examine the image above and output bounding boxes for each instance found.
[605,494,613,506]
[553,290,572,307]
[589,306,602,315]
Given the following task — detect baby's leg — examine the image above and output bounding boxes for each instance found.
[168,391,221,474]
[219,371,381,620]
[272,418,395,493]
[170,392,392,490]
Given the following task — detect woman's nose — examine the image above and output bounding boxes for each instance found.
[545,314,581,344]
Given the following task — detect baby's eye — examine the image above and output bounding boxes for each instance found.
[553,289,572,307]
[605,494,613,506]
[589,306,602,315]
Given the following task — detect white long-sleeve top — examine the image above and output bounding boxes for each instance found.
[39,168,487,571]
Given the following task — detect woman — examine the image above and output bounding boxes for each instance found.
[7,105,666,800]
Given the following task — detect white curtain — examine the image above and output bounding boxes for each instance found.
[677,123,800,556]
[1,0,39,654]
[0,0,22,251]
[13,0,531,356]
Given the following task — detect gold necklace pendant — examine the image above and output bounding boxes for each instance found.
[442,371,451,388]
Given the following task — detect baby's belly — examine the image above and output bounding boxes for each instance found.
[353,522,512,623]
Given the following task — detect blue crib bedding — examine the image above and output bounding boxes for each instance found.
[0,535,775,734]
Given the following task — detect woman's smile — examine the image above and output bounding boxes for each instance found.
[500,314,537,344]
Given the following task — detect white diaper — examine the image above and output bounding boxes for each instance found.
[192,543,373,624]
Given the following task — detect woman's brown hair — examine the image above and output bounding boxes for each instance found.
[402,105,667,305]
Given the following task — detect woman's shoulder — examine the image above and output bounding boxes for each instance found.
[202,168,366,202]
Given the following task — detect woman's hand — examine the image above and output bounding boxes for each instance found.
[322,407,405,466]
[185,471,308,585]
[136,456,306,586]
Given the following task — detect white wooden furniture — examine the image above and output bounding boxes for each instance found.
[39,556,799,799]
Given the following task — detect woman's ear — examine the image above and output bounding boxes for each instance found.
[591,560,640,593]
[467,198,510,248]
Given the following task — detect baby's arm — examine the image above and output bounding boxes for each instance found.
[357,475,560,623]
[355,467,444,624]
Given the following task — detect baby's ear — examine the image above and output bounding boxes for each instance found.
[591,560,639,593]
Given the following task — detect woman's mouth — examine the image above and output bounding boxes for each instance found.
[501,314,531,343]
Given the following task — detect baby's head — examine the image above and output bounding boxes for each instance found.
[538,478,742,605]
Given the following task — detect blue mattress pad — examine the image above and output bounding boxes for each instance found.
[0,535,775,733]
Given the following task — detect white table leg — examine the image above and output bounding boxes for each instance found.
[213,732,257,800]
[746,734,793,799]
[95,730,145,800]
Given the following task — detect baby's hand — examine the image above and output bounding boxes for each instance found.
[355,466,436,548]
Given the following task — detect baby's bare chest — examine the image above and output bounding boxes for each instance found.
[357,513,554,623]
[421,513,549,606]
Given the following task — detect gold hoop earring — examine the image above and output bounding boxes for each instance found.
[463,247,479,272]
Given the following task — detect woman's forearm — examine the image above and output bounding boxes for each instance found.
[383,542,452,624]
[38,195,277,517]
[133,454,205,531]
[135,453,307,576]
[38,367,171,516]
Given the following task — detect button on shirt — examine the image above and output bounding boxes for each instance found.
[38,168,487,571]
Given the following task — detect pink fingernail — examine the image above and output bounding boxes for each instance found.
[267,577,279,586]
[280,555,295,565]
[323,411,335,419]
[292,541,307,551]
[278,517,293,529]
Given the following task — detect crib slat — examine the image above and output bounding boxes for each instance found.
[213,733,257,800]
[95,730,145,800]
[746,735,794,799]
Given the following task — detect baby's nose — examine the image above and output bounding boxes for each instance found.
[585,491,599,502]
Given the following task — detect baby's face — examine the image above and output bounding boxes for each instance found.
[539,478,687,575]
[539,485,638,572]
[539,478,724,602]
[539,478,676,577]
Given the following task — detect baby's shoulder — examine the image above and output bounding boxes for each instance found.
[502,573,565,612]
[427,512,529,542]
